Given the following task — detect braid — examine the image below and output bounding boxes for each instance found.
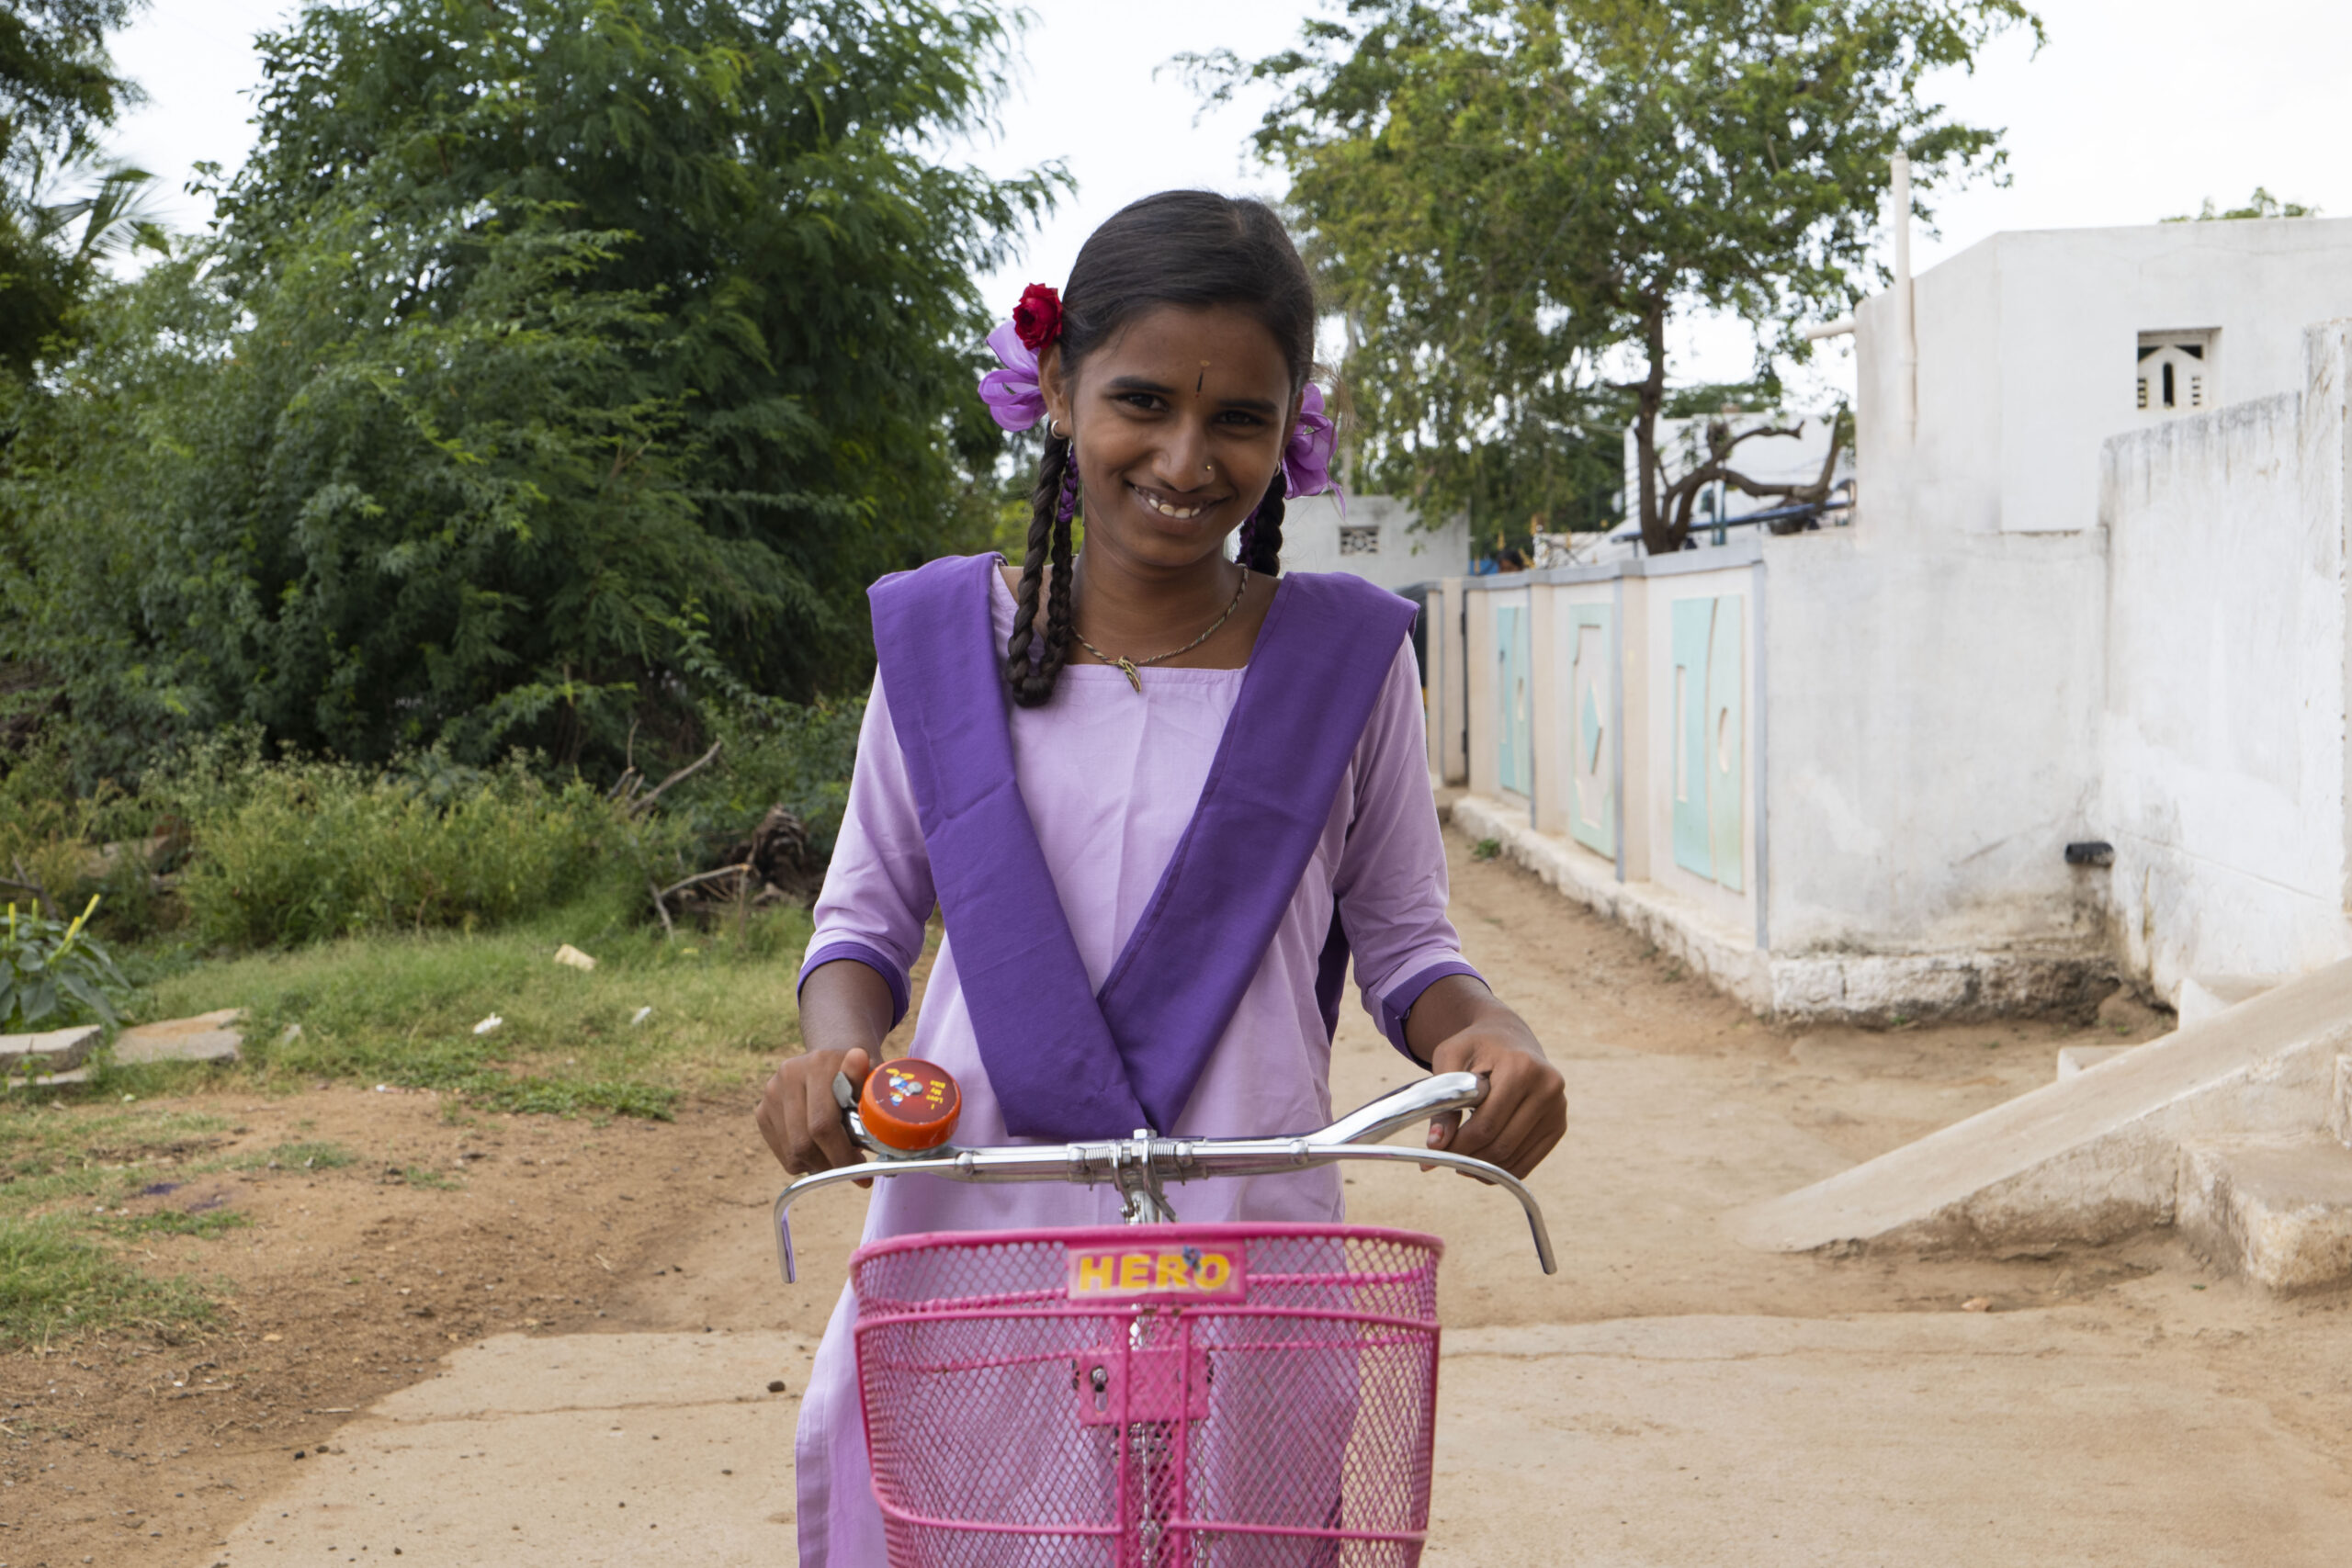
[1004,435,1080,706]
[1240,469,1288,576]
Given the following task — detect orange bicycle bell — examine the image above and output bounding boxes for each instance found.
[854,1057,963,1155]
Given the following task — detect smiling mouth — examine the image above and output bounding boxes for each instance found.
[1129,482,1221,521]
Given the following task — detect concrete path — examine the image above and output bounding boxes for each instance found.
[209,1306,2351,1567]
[197,845,2352,1564]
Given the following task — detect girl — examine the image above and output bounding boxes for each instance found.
[756,190,1566,1567]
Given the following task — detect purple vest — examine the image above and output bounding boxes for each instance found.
[868,554,1417,1141]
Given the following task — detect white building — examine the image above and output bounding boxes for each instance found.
[1280,493,1467,592]
[1429,206,2352,1021]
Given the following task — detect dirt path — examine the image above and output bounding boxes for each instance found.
[11,830,2351,1564]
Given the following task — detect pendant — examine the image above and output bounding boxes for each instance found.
[1115,658,1143,694]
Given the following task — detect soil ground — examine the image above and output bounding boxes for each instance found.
[11,829,2352,1565]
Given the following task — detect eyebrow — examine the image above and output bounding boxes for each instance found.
[1101,375,1281,415]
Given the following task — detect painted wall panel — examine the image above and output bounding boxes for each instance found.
[1497,603,1532,796]
[1671,597,1714,877]
[1567,604,1615,857]
[1706,595,1746,893]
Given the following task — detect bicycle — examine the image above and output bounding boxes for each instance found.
[775,1061,1555,1566]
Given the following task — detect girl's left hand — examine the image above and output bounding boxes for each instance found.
[1407,976,1565,1180]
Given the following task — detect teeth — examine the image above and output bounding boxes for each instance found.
[1135,487,1205,520]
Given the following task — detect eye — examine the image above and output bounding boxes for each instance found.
[1113,390,1167,413]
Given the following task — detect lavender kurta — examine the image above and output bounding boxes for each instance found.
[794,568,1475,1568]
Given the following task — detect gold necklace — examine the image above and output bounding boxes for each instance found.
[1073,567,1250,694]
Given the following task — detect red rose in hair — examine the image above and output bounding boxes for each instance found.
[1012,284,1062,351]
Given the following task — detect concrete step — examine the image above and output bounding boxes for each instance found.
[2177,1136,2352,1292]
[2055,1043,2142,1080]
[1734,957,2352,1255]
[2177,974,2284,1029]
[0,1023,100,1077]
[113,1007,245,1066]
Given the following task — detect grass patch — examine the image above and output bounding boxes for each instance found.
[1470,837,1501,861]
[96,1208,253,1239]
[386,1165,461,1190]
[0,1102,252,1342]
[0,1214,216,1348]
[130,889,811,1116]
[0,1106,235,1201]
[247,1141,356,1171]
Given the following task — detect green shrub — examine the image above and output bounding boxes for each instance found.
[0,896,130,1034]
[176,754,627,948]
[689,695,866,863]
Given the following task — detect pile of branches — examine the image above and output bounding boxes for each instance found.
[615,743,822,934]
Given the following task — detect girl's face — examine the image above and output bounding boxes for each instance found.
[1040,303,1299,575]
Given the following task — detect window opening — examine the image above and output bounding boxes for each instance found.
[2137,329,2218,417]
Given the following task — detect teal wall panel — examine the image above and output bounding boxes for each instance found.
[1705,595,1746,893]
[1497,603,1532,795]
[1566,604,1614,857]
[1670,598,1713,877]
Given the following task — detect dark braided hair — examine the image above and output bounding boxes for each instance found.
[1235,470,1288,577]
[1002,191,1318,706]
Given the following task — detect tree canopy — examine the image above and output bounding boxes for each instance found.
[3,0,1057,778]
[2164,187,2319,223]
[0,0,153,371]
[1196,0,2038,552]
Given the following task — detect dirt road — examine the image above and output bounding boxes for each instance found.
[15,830,2351,1565]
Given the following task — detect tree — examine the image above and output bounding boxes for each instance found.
[1194,0,2038,553]
[2164,187,2318,223]
[3,0,1058,776]
[0,0,156,371]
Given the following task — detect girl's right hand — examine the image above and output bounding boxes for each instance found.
[756,1046,873,1176]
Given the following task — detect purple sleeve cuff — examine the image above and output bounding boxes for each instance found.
[797,941,911,1029]
[1376,960,1486,1064]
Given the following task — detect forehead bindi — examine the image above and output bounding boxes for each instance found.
[1088,305,1291,407]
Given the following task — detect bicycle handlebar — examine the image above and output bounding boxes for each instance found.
[773,1071,1556,1281]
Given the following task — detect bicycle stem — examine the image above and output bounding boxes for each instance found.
[773,1072,1558,1281]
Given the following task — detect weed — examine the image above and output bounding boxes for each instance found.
[1471,837,1501,862]
[0,896,131,1035]
[385,1166,460,1190]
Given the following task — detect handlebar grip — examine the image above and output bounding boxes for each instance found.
[857,1057,962,1153]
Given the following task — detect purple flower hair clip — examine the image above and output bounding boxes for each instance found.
[978,281,1342,509]
[977,284,1060,433]
[1283,381,1341,505]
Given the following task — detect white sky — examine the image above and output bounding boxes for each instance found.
[106,0,2352,398]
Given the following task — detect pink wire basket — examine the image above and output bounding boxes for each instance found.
[852,1222,1445,1568]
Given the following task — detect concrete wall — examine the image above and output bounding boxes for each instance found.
[1856,217,2352,542]
[1282,494,1467,591]
[2096,322,2352,999]
[1435,223,2352,1020]
[1424,579,1468,784]
[1758,525,2109,960]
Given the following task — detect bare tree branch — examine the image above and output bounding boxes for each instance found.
[656,863,753,902]
[626,740,722,819]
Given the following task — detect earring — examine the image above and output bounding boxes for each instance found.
[1048,419,1069,440]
